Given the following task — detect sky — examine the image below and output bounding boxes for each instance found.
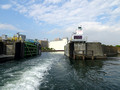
[0,0,120,45]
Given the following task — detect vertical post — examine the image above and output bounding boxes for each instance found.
[85,42,87,56]
[92,51,94,60]
[92,56,94,60]
[0,42,3,55]
[83,56,85,60]
[21,42,24,59]
[83,50,85,60]
[15,42,24,59]
[73,51,75,60]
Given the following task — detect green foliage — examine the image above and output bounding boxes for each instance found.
[116,45,120,47]
[106,45,113,47]
[41,47,55,51]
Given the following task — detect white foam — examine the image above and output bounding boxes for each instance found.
[1,59,53,90]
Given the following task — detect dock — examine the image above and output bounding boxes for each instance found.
[64,26,108,60]
[0,55,14,62]
[64,41,107,60]
[73,50,94,60]
[0,33,41,62]
[0,41,41,62]
[64,26,120,60]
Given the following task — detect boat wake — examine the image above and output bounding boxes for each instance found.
[1,58,53,90]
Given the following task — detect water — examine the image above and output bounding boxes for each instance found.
[0,52,120,90]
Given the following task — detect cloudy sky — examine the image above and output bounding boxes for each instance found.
[0,0,120,45]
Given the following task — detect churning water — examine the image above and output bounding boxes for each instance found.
[0,52,120,90]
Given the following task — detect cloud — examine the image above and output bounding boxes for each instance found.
[46,21,120,45]
[44,0,62,4]
[64,21,120,33]
[10,0,120,44]
[11,1,28,14]
[11,0,120,26]
[10,0,120,31]
[1,4,12,9]
[47,21,120,40]
[80,22,117,32]
[0,24,24,32]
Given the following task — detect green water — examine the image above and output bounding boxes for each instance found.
[0,52,120,90]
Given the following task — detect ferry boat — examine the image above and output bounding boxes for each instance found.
[71,27,85,42]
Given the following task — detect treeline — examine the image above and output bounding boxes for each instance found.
[41,47,56,52]
[116,45,120,47]
[102,44,120,47]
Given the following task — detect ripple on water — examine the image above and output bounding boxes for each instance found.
[1,57,53,90]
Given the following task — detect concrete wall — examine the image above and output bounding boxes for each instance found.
[73,42,104,56]
[74,42,86,54]
[49,38,68,50]
[0,42,3,55]
[15,42,24,59]
[102,45,118,56]
[6,43,15,55]
[64,42,74,58]
[64,41,120,59]
[64,43,70,57]
[87,42,104,56]
[39,40,48,48]
[74,42,86,51]
[64,42,105,58]
[117,47,120,54]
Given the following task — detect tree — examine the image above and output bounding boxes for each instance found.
[116,45,120,47]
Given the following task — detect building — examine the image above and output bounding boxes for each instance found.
[16,32,26,41]
[49,38,68,51]
[39,40,48,48]
[2,35,7,41]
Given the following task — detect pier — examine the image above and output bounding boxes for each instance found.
[0,33,41,62]
[64,27,119,60]
[73,50,94,60]
[64,41,107,60]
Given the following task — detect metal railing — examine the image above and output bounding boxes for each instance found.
[74,50,94,56]
[73,50,94,60]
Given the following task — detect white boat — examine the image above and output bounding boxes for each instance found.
[71,27,86,42]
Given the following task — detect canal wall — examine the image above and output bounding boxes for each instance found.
[117,47,120,54]
[0,41,15,55]
[87,42,104,57]
[64,43,70,57]
[15,42,41,59]
[6,42,16,55]
[64,41,88,59]
[74,42,86,51]
[64,42,112,60]
[64,41,120,60]
[102,45,118,56]
[15,42,24,59]
[0,41,15,62]
[0,42,4,55]
[0,41,41,62]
